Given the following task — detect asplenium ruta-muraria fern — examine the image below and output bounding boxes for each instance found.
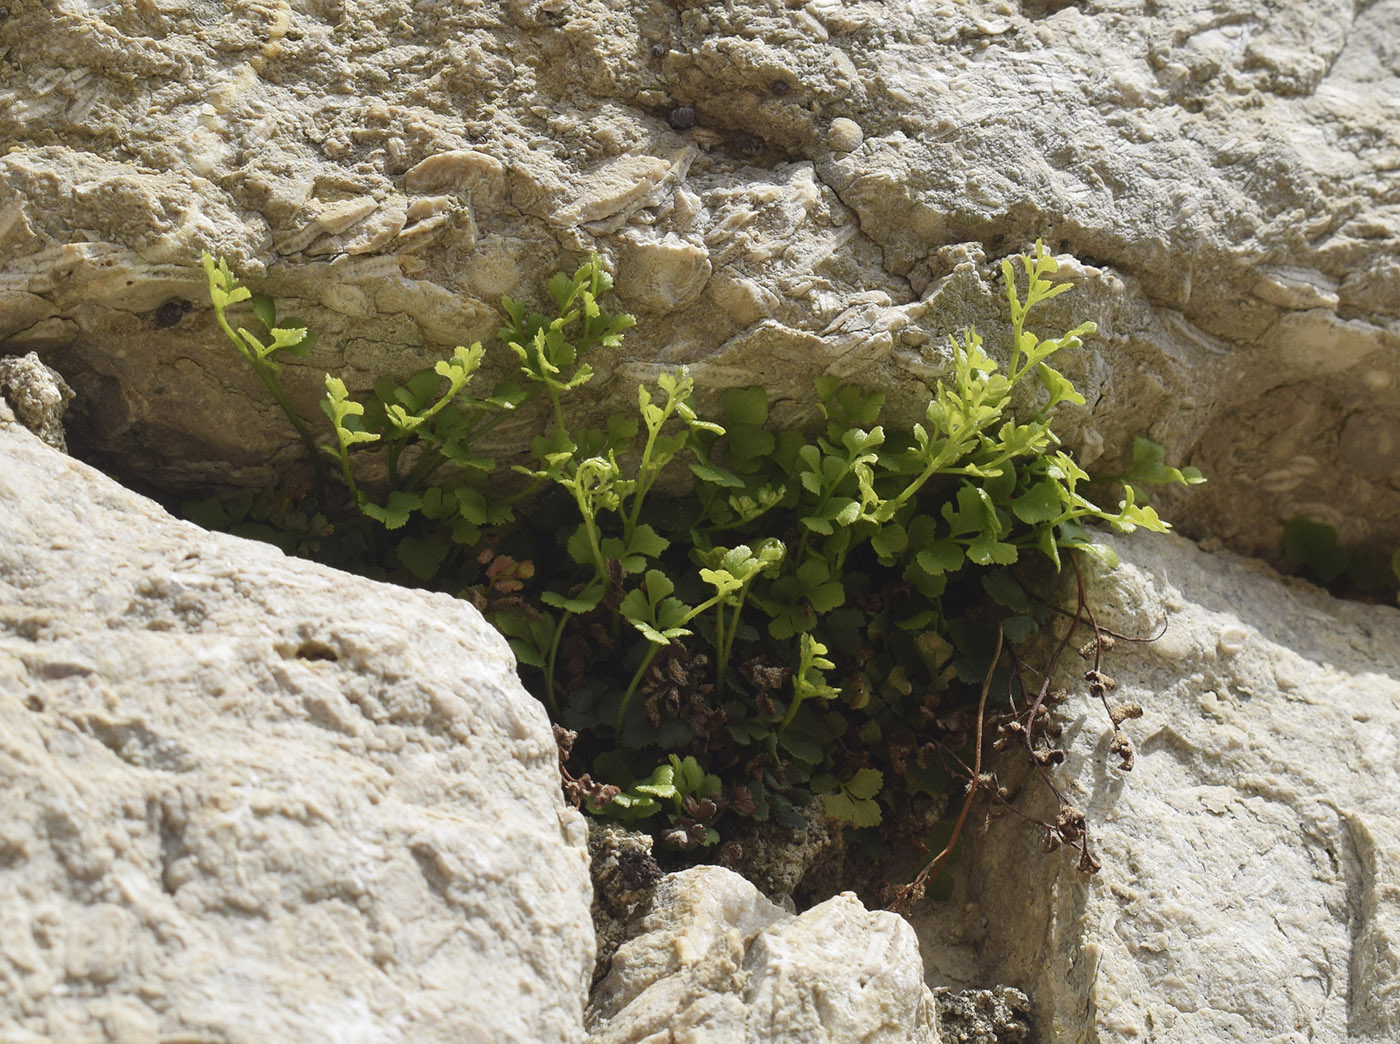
[194,244,1202,860]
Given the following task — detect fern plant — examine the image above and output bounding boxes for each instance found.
[193,245,1202,870]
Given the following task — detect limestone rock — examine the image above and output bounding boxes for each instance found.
[0,352,73,453]
[587,865,939,1044]
[913,531,1400,1043]
[722,795,843,910]
[2,0,1398,564]
[0,420,594,1042]
[587,821,663,985]
[933,987,1031,1044]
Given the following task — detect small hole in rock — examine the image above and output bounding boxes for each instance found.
[294,640,338,662]
[154,299,192,328]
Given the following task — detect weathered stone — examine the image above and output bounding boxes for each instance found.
[912,531,1400,1043]
[2,0,1398,565]
[587,865,940,1044]
[587,821,663,986]
[824,118,864,154]
[723,796,840,909]
[934,986,1032,1044]
[0,419,594,1042]
[0,352,73,452]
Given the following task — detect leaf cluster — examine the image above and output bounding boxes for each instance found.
[192,244,1203,874]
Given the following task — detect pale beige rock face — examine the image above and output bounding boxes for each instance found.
[2,0,1398,564]
[913,531,1400,1044]
[0,418,594,1043]
[587,865,939,1044]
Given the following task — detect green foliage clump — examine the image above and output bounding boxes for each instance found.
[1280,515,1400,601]
[194,245,1201,882]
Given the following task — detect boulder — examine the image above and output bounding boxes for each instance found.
[912,530,1400,1043]
[0,410,594,1042]
[587,865,940,1044]
[2,0,1398,563]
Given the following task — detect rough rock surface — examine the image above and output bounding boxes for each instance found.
[0,352,73,453]
[933,986,1031,1044]
[3,0,1399,564]
[0,416,594,1042]
[587,864,940,1044]
[913,530,1400,1043]
[587,821,663,986]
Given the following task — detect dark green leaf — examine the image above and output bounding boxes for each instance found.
[653,597,693,632]
[1001,614,1038,642]
[181,496,238,529]
[547,270,575,310]
[396,534,451,580]
[726,427,776,464]
[643,568,675,601]
[943,485,989,536]
[916,541,964,576]
[778,727,824,765]
[981,461,1016,502]
[450,518,482,545]
[403,370,439,409]
[1011,479,1062,524]
[807,580,845,613]
[966,532,1018,566]
[567,525,595,566]
[458,487,490,525]
[796,558,830,587]
[831,498,861,527]
[618,588,650,623]
[250,292,277,331]
[823,791,882,827]
[1281,516,1348,584]
[1129,436,1170,482]
[722,387,769,426]
[981,570,1031,613]
[773,801,806,831]
[690,462,745,488]
[628,524,671,560]
[361,491,424,530]
[845,767,883,800]
[542,583,605,613]
[506,640,545,669]
[870,522,908,562]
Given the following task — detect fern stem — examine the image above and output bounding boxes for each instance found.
[543,610,572,714]
[617,643,660,731]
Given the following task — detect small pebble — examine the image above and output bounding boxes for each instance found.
[826,117,863,152]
